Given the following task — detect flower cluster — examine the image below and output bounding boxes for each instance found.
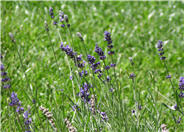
[59,10,65,27]
[104,31,116,67]
[129,73,136,79]
[104,31,114,52]
[60,43,85,69]
[1,63,11,89]
[9,92,24,114]
[72,104,80,111]
[23,108,32,132]
[49,7,54,19]
[157,40,166,60]
[95,44,106,60]
[78,83,91,103]
[49,7,58,25]
[59,10,70,28]
[97,110,108,121]
[179,77,184,98]
[87,55,96,64]
[79,70,88,77]
[87,55,103,78]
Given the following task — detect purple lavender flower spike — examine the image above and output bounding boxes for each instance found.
[129,73,136,79]
[179,77,184,90]
[110,63,116,67]
[100,112,108,121]
[72,104,80,111]
[108,51,114,55]
[1,77,10,82]
[49,7,54,19]
[1,72,7,76]
[16,106,24,113]
[95,44,106,60]
[1,64,5,71]
[24,109,32,132]
[157,40,163,49]
[100,55,106,60]
[160,56,166,60]
[61,24,65,28]
[53,21,57,25]
[78,83,91,103]
[84,70,88,76]
[98,73,103,78]
[91,62,100,71]
[107,76,110,82]
[3,84,11,89]
[166,75,171,79]
[177,117,181,124]
[70,75,73,80]
[87,55,96,64]
[61,44,85,69]
[179,92,184,98]
[9,92,20,106]
[105,66,110,70]
[157,40,166,60]
[104,31,112,44]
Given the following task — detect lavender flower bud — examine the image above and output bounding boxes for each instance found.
[76,32,84,41]
[105,66,110,70]
[9,32,15,43]
[129,73,136,79]
[64,15,69,23]
[110,63,116,67]
[44,21,49,32]
[166,75,171,79]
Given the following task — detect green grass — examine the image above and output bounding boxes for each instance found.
[1,1,184,132]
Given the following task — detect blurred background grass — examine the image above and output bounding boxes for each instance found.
[1,1,184,131]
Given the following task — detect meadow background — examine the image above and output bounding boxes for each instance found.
[1,1,184,132]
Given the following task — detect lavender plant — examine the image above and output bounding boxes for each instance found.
[2,3,184,132]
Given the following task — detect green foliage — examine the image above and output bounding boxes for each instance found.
[1,1,184,132]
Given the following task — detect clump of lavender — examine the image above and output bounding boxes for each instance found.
[95,44,106,60]
[104,31,116,67]
[97,110,108,121]
[78,83,91,103]
[23,108,32,132]
[9,92,24,113]
[49,7,58,25]
[91,62,101,72]
[1,63,11,89]
[179,77,184,98]
[87,55,96,64]
[59,10,65,28]
[104,31,114,54]
[157,40,166,60]
[49,7,54,19]
[60,43,85,69]
[87,55,103,78]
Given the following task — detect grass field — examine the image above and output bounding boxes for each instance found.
[1,1,184,132]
